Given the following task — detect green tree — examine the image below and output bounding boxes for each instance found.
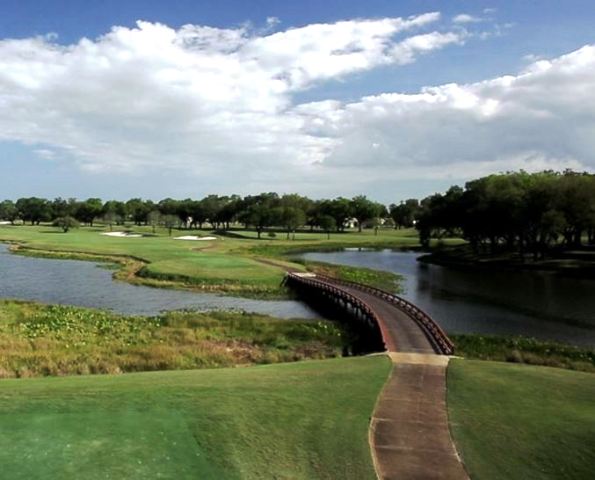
[350,195,380,232]
[0,200,18,224]
[52,216,80,233]
[318,215,336,240]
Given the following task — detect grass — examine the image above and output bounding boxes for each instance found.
[452,334,595,372]
[299,260,403,292]
[0,224,432,296]
[0,300,349,378]
[448,360,595,480]
[0,355,391,480]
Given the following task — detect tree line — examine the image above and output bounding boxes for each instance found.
[414,170,595,258]
[0,194,394,238]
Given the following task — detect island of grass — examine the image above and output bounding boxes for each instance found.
[0,224,453,297]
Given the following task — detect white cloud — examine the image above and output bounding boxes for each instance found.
[0,17,593,199]
[297,45,595,187]
[0,15,459,183]
[453,14,483,24]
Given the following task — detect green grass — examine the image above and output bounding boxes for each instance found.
[0,300,349,378]
[0,355,391,480]
[452,334,595,372]
[0,224,433,296]
[448,360,595,480]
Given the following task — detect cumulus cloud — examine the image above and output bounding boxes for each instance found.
[0,15,593,198]
[300,45,595,186]
[0,14,459,181]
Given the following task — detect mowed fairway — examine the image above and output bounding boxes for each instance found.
[448,360,595,480]
[0,356,390,480]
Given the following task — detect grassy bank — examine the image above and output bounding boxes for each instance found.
[0,224,428,296]
[448,360,595,480]
[0,355,390,480]
[0,300,348,378]
[452,335,595,372]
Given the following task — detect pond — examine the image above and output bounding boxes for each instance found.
[301,249,595,347]
[0,244,318,318]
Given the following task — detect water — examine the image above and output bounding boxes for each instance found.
[0,244,318,318]
[301,249,595,347]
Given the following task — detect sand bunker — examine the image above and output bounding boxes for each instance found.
[174,235,218,241]
[100,231,142,238]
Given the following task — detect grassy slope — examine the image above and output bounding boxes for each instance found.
[448,360,595,480]
[0,355,390,480]
[0,224,430,295]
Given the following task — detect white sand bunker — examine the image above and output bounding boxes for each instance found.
[101,231,142,238]
[174,235,218,241]
[0,221,11,225]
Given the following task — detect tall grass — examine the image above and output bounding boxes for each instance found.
[0,300,347,378]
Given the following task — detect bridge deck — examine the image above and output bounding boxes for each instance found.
[336,284,436,354]
[286,273,469,480]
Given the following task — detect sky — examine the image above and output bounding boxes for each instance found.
[1,0,594,203]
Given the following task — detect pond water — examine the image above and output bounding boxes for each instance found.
[301,249,595,347]
[0,244,318,318]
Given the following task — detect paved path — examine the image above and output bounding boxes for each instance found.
[292,275,468,480]
[371,353,468,480]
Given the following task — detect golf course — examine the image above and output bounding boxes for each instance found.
[0,223,594,479]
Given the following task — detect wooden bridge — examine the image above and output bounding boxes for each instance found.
[285,272,469,480]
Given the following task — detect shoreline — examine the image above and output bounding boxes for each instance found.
[418,247,595,279]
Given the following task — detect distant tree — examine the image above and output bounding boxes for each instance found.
[350,195,381,232]
[389,199,420,229]
[0,200,18,224]
[147,210,161,234]
[318,215,336,240]
[162,214,179,236]
[238,193,279,238]
[279,206,306,240]
[126,198,151,225]
[16,197,51,225]
[53,216,79,233]
[318,198,352,232]
[102,200,127,226]
[75,198,103,226]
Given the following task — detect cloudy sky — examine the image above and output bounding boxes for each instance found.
[1,0,594,202]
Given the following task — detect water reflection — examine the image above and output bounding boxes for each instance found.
[0,244,318,319]
[301,249,595,347]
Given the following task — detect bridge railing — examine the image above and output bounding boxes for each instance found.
[284,272,395,352]
[300,273,454,356]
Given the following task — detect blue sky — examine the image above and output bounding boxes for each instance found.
[1,0,594,202]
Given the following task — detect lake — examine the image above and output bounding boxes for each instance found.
[301,249,595,347]
[0,244,318,318]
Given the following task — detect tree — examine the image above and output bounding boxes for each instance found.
[318,215,336,240]
[0,200,18,224]
[15,197,51,225]
[350,195,380,232]
[389,199,420,229]
[238,193,279,238]
[103,200,127,226]
[318,198,351,232]
[147,210,161,234]
[75,198,103,226]
[126,198,151,225]
[279,206,306,240]
[52,216,79,233]
[162,214,178,236]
